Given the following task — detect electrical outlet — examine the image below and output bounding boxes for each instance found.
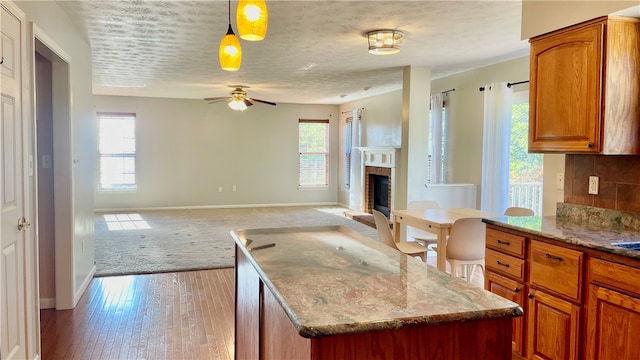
[588,176,599,195]
[232,185,237,192]
[218,187,223,193]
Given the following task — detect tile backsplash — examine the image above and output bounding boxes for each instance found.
[564,154,640,213]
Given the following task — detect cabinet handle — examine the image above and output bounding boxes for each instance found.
[545,253,563,262]
[514,287,521,293]
[528,293,534,299]
[496,239,511,246]
[496,260,510,268]
[588,142,594,148]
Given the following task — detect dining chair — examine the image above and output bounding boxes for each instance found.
[445,217,486,283]
[372,210,427,262]
[504,206,535,216]
[407,200,440,252]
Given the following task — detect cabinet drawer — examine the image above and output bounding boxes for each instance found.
[486,228,526,258]
[530,241,583,302]
[589,258,640,298]
[486,248,525,281]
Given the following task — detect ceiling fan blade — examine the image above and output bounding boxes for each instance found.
[207,98,228,104]
[243,99,254,106]
[249,98,277,106]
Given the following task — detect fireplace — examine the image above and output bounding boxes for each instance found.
[372,175,390,217]
[355,147,399,216]
[364,165,392,217]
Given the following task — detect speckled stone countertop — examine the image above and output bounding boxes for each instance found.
[231,225,522,338]
[483,213,640,261]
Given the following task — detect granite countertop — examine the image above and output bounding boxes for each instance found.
[231,225,522,338]
[483,215,640,261]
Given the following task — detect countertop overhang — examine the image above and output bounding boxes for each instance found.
[231,225,522,338]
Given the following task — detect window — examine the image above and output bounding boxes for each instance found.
[298,119,329,187]
[509,91,543,214]
[98,112,137,191]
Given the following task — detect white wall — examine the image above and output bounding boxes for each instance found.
[433,56,564,215]
[16,0,96,308]
[94,96,339,210]
[337,91,403,206]
[337,56,565,215]
[522,0,639,39]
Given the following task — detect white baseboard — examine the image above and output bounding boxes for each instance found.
[95,202,342,213]
[74,265,96,306]
[39,298,56,309]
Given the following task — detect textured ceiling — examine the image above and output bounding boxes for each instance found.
[57,0,530,105]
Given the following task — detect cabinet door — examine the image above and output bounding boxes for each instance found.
[529,21,604,152]
[527,289,581,360]
[586,285,640,360]
[235,248,261,360]
[486,271,526,357]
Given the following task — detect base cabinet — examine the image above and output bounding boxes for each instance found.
[526,289,581,360]
[586,258,640,360]
[486,271,526,358]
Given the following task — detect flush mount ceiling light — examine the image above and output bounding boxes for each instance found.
[366,29,404,55]
[237,0,268,41]
[219,0,242,71]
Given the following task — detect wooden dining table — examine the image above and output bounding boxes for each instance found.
[392,208,496,271]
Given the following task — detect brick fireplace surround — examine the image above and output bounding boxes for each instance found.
[364,166,392,214]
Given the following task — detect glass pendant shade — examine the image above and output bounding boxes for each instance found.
[228,98,248,111]
[237,0,268,41]
[219,24,242,71]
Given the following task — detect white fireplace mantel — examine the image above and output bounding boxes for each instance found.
[356,147,400,169]
[355,147,400,213]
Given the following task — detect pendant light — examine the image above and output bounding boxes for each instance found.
[219,0,242,71]
[236,0,268,41]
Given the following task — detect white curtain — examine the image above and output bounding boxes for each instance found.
[348,109,362,210]
[480,82,513,215]
[429,93,444,184]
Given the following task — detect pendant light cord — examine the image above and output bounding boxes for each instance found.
[228,0,231,25]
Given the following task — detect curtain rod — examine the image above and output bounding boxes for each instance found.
[442,88,455,94]
[479,80,529,92]
[340,107,365,115]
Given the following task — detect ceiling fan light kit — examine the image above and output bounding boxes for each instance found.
[205,86,277,111]
[237,0,268,41]
[366,29,403,55]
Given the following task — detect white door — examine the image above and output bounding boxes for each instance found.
[1,3,28,359]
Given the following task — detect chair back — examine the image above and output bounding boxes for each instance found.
[446,218,486,261]
[372,210,397,248]
[504,207,534,216]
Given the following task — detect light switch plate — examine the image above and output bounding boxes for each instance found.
[556,173,564,190]
[588,176,599,195]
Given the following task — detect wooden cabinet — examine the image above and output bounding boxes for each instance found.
[485,228,585,360]
[526,289,581,360]
[485,228,528,358]
[486,271,526,357]
[586,258,640,359]
[528,16,640,153]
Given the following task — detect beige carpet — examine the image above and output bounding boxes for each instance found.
[94,206,378,277]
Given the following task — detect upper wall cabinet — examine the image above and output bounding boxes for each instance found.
[528,16,640,154]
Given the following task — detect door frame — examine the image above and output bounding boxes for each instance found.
[30,24,75,310]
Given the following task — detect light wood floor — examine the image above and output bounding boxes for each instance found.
[41,256,484,360]
[40,268,235,360]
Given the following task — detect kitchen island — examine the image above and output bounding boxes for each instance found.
[231,225,522,360]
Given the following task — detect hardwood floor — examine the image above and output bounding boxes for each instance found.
[40,269,235,360]
[40,255,484,360]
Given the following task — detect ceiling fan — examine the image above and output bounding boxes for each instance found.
[204,85,277,111]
